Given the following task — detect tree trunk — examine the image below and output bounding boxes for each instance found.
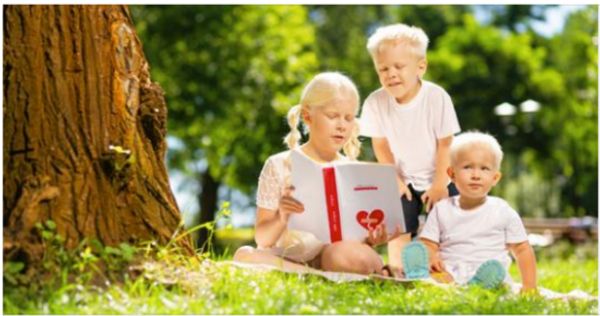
[197,171,219,250]
[3,5,193,267]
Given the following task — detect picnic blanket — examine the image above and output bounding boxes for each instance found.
[225,261,597,302]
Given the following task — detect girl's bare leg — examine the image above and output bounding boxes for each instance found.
[320,240,384,275]
[233,246,316,273]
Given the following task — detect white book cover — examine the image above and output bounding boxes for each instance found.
[288,149,406,243]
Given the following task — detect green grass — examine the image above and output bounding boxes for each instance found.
[4,242,598,314]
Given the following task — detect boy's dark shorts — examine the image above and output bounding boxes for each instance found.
[402,182,459,236]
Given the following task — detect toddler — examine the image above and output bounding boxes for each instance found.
[419,131,537,291]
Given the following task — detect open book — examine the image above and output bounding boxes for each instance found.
[289,150,406,243]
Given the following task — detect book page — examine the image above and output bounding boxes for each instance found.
[290,149,406,243]
[288,149,330,242]
[335,163,406,241]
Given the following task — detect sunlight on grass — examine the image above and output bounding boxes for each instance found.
[3,222,597,314]
[5,255,597,314]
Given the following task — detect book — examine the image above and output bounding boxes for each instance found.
[288,149,406,243]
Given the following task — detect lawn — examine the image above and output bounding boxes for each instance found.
[3,237,597,314]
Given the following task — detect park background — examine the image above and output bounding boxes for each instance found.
[129,5,598,249]
[3,4,598,314]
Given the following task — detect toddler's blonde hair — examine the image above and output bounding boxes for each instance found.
[366,23,429,59]
[450,131,504,170]
[283,72,361,160]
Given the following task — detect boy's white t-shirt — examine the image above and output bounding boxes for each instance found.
[419,196,528,284]
[359,80,461,191]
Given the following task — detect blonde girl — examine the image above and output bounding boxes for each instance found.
[234,72,386,274]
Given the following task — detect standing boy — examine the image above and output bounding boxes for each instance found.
[359,23,461,272]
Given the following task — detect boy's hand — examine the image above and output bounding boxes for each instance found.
[430,256,445,273]
[421,183,448,212]
[278,186,304,223]
[397,178,413,201]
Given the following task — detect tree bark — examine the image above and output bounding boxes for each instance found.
[3,5,193,267]
[197,171,219,250]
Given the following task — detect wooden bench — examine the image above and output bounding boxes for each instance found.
[523,217,597,242]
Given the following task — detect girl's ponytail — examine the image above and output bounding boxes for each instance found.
[283,104,302,150]
[343,120,361,160]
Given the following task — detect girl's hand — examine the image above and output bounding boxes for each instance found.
[366,224,403,247]
[277,186,304,223]
[366,223,388,247]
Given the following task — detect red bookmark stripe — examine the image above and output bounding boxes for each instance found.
[323,167,342,242]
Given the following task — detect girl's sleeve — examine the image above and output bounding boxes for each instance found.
[434,89,461,139]
[256,157,281,212]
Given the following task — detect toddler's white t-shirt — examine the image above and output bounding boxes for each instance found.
[419,196,528,284]
[359,80,460,190]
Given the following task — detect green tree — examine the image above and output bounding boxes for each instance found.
[426,14,567,216]
[478,5,552,32]
[542,6,598,216]
[427,7,598,217]
[131,5,318,247]
[3,5,193,269]
[310,5,471,106]
[309,5,471,160]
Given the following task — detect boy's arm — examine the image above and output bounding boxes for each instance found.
[508,241,537,292]
[372,137,412,201]
[422,135,452,211]
[420,238,444,272]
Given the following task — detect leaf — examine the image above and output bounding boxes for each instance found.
[119,243,137,261]
[104,246,121,256]
[4,262,24,274]
[45,220,56,230]
[41,231,53,240]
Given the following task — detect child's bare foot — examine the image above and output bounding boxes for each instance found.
[380,264,403,278]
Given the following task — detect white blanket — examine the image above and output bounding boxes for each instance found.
[225,261,597,301]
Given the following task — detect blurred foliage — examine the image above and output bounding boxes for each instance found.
[542,7,598,216]
[132,5,598,221]
[481,5,551,32]
[132,5,318,193]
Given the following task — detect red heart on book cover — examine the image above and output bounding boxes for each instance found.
[356,209,385,230]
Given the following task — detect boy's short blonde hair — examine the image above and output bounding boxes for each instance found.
[450,131,504,170]
[366,23,429,58]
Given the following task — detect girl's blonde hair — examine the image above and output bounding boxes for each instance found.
[283,72,361,160]
[366,23,429,59]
